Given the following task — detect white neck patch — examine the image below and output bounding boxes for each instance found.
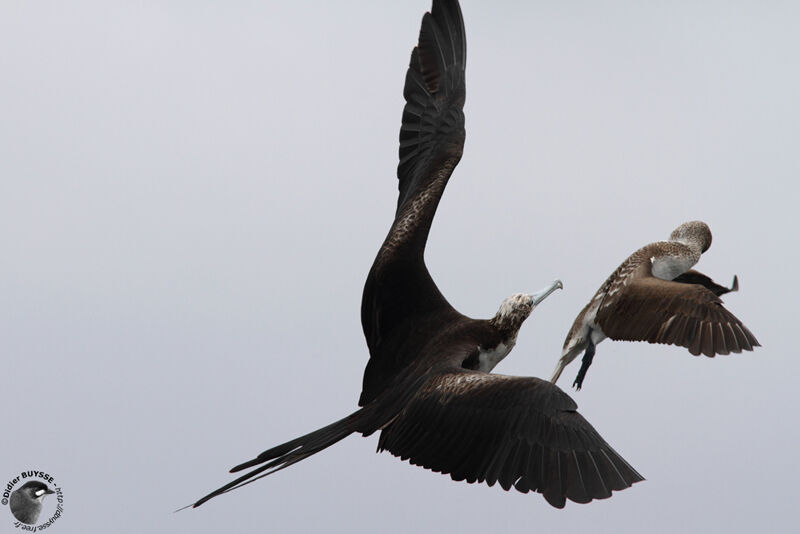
[651,254,695,280]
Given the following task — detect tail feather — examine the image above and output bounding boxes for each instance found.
[192,410,365,508]
[550,362,566,384]
[551,341,585,384]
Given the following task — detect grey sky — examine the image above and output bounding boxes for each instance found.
[1,1,797,533]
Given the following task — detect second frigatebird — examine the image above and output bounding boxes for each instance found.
[552,220,759,390]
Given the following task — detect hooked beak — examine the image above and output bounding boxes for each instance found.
[531,279,563,307]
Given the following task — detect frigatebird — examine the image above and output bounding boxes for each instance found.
[552,221,759,390]
[193,0,643,509]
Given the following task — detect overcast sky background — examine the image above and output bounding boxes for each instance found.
[2,1,798,533]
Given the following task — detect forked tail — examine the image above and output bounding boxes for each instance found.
[191,408,369,508]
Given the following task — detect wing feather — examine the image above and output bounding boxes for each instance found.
[377,370,643,508]
[396,0,466,214]
[596,271,759,357]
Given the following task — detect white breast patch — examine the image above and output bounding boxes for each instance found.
[477,342,512,373]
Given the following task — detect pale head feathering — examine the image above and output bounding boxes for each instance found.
[669,220,712,253]
[490,280,563,333]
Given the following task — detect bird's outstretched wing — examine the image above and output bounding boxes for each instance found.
[596,265,759,356]
[360,0,467,406]
[396,0,466,215]
[378,369,644,508]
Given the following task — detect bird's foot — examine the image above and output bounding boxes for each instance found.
[572,339,595,391]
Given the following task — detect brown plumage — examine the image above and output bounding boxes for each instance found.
[191,0,643,510]
[552,221,759,390]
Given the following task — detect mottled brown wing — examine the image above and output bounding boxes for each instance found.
[596,274,759,356]
[377,370,643,508]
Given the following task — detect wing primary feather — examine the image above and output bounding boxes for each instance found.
[513,445,535,493]
[713,323,729,355]
[499,440,524,491]
[584,451,613,499]
[701,321,715,357]
[733,323,753,351]
[688,322,704,355]
[566,451,591,503]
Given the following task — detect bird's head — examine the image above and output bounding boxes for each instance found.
[491,280,563,333]
[18,481,55,502]
[669,220,712,253]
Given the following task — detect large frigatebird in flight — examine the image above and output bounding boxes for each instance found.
[193,0,643,509]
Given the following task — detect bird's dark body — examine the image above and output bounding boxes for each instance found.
[193,0,642,509]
